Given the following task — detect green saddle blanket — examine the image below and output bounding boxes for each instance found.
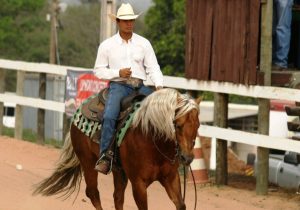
[72,100,140,147]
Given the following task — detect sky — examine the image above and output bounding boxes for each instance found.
[61,0,152,12]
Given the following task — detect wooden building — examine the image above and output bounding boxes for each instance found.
[185,0,300,87]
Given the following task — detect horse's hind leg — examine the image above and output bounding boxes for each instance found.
[71,125,103,210]
[84,168,103,210]
[160,173,186,210]
[78,152,103,210]
[112,169,128,210]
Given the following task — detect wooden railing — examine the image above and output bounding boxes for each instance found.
[1,58,300,195]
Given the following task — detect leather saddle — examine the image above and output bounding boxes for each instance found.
[81,87,146,122]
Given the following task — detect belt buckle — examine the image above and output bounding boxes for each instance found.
[126,78,141,87]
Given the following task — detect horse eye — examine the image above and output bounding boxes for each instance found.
[175,124,183,131]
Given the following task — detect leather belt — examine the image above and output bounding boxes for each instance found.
[118,78,143,87]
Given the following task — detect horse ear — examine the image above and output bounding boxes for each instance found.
[195,96,202,105]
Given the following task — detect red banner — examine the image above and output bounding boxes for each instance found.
[65,70,108,117]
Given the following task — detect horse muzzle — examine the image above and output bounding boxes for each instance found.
[180,153,194,166]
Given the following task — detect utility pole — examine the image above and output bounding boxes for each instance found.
[49,0,58,64]
[100,0,117,43]
[37,0,59,144]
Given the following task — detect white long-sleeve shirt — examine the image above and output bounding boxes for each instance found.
[93,32,163,87]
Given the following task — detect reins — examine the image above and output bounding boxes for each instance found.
[151,138,198,210]
[183,166,186,201]
[151,138,179,164]
[189,166,198,210]
[182,166,197,210]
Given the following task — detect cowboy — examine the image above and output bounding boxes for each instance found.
[93,3,164,174]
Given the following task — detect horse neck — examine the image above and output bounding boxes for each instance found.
[150,136,178,160]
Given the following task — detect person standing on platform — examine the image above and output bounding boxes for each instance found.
[272,0,294,70]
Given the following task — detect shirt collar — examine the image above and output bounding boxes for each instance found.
[115,32,136,44]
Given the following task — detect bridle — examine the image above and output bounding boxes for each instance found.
[151,122,198,210]
[151,136,179,165]
[153,107,198,210]
[151,97,199,210]
[150,118,186,165]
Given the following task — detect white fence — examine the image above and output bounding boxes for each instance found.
[1,58,300,153]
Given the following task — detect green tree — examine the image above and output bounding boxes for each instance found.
[58,3,100,68]
[0,0,48,62]
[0,0,49,91]
[143,0,185,76]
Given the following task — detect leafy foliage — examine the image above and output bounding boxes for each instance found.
[0,0,187,73]
[0,1,101,91]
[0,0,48,91]
[143,0,185,76]
[0,0,48,62]
[57,3,100,68]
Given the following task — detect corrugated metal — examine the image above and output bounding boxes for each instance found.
[185,0,260,85]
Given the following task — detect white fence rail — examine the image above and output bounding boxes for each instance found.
[1,59,300,153]
[199,126,300,153]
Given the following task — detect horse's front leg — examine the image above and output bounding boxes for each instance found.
[112,168,128,210]
[131,179,148,210]
[160,172,186,210]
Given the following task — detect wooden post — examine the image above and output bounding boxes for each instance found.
[100,0,116,43]
[257,99,270,194]
[214,93,228,185]
[50,0,58,64]
[37,73,46,144]
[0,69,5,135]
[256,0,272,195]
[37,0,58,144]
[62,113,70,142]
[15,71,24,139]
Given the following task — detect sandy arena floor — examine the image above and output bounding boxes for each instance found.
[0,135,299,210]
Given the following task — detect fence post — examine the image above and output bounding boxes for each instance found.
[256,0,272,195]
[14,71,24,139]
[37,73,46,144]
[0,69,5,135]
[62,113,70,142]
[214,93,228,185]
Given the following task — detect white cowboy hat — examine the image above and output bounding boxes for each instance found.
[109,3,141,20]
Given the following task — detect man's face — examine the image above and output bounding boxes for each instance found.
[117,19,135,33]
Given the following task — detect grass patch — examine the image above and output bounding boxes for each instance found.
[1,126,63,148]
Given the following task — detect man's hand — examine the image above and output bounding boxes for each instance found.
[156,86,163,91]
[119,68,132,78]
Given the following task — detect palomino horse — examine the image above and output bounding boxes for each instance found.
[33,88,200,210]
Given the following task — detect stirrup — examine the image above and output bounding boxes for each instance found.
[95,152,113,174]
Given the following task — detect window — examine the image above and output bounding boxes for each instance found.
[4,107,15,117]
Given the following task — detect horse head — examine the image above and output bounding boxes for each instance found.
[132,88,201,165]
[174,94,201,165]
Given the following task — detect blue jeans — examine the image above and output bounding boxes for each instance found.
[273,0,294,68]
[100,82,153,154]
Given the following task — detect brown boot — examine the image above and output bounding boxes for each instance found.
[272,64,287,71]
[94,154,112,175]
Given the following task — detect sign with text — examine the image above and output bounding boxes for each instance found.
[65,69,108,117]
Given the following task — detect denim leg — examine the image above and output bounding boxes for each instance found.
[273,0,293,68]
[100,82,131,154]
[138,85,153,96]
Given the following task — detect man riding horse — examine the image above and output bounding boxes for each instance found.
[93,3,164,174]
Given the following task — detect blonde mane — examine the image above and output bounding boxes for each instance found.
[132,88,199,141]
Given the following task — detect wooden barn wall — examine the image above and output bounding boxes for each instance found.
[185,0,260,85]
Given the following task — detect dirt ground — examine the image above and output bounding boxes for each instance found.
[0,135,300,210]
